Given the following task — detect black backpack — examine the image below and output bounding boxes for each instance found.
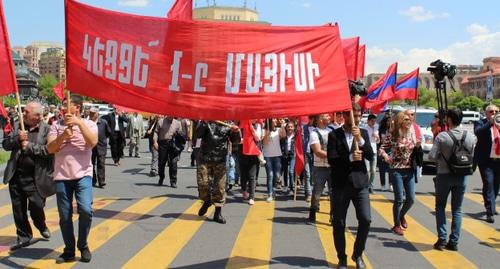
[441,131,474,176]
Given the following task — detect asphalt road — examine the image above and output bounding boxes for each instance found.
[0,138,498,269]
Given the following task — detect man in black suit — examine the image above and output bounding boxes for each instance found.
[327,103,373,269]
[103,108,127,166]
[90,108,111,188]
[473,104,500,223]
[3,102,55,250]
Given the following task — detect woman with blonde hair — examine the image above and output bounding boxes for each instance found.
[379,111,420,235]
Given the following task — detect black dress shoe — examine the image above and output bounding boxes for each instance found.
[352,256,366,269]
[80,247,92,263]
[198,201,212,216]
[99,183,106,188]
[486,215,495,223]
[170,182,177,188]
[158,178,164,186]
[149,171,157,177]
[56,252,76,263]
[337,258,347,269]
[445,242,458,251]
[10,239,32,251]
[40,228,51,239]
[433,239,446,250]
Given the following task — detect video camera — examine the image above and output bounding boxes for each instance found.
[427,59,457,82]
[349,80,367,97]
[427,59,457,130]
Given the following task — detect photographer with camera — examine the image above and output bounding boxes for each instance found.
[473,104,500,223]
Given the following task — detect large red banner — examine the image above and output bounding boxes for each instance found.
[0,0,17,96]
[65,0,351,120]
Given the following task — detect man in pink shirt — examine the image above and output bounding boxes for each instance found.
[48,94,97,263]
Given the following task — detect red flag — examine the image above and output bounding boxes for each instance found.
[240,120,261,156]
[53,80,65,100]
[342,37,360,81]
[356,44,365,79]
[359,63,397,111]
[294,123,305,175]
[393,68,419,101]
[167,0,192,20]
[0,0,17,95]
[66,0,352,120]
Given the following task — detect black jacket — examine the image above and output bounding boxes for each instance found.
[196,121,241,163]
[474,118,494,166]
[93,118,112,155]
[103,112,127,139]
[327,127,373,189]
[2,121,55,198]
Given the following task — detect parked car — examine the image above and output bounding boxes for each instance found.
[462,110,480,124]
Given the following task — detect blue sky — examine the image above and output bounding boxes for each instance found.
[3,0,500,73]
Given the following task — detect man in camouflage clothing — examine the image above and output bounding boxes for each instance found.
[195,121,241,224]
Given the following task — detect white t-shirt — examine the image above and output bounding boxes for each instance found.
[362,124,379,153]
[309,127,332,167]
[263,129,282,157]
[490,127,500,158]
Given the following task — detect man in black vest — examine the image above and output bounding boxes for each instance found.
[3,102,55,250]
[327,103,373,269]
[90,107,111,188]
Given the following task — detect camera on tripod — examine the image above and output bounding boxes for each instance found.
[427,59,457,82]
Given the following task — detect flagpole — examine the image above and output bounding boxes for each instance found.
[15,91,25,132]
[293,174,298,201]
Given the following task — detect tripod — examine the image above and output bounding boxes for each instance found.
[435,79,448,130]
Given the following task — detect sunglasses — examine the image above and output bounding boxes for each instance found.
[488,110,499,114]
[403,118,411,121]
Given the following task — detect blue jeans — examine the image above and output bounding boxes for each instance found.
[435,174,467,245]
[310,166,331,210]
[365,154,377,189]
[264,156,282,195]
[391,169,415,226]
[478,162,500,216]
[226,153,239,185]
[55,176,93,254]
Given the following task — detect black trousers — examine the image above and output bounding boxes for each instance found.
[239,154,258,199]
[110,131,125,163]
[92,150,106,185]
[332,183,371,260]
[158,140,179,184]
[8,175,47,242]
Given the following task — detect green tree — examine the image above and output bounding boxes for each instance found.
[418,88,438,109]
[455,96,485,111]
[38,74,60,105]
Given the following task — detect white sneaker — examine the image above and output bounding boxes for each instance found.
[266,196,273,203]
[248,199,255,205]
[389,185,393,192]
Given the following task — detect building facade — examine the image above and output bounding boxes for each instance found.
[38,47,66,81]
[461,57,500,99]
[193,4,270,25]
[21,41,63,73]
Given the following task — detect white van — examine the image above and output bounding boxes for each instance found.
[462,111,480,124]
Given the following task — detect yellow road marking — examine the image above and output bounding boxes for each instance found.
[0,197,54,220]
[26,197,167,269]
[123,201,214,269]
[315,199,373,269]
[370,194,477,269]
[464,193,500,206]
[226,201,275,269]
[417,195,499,252]
[0,197,116,256]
